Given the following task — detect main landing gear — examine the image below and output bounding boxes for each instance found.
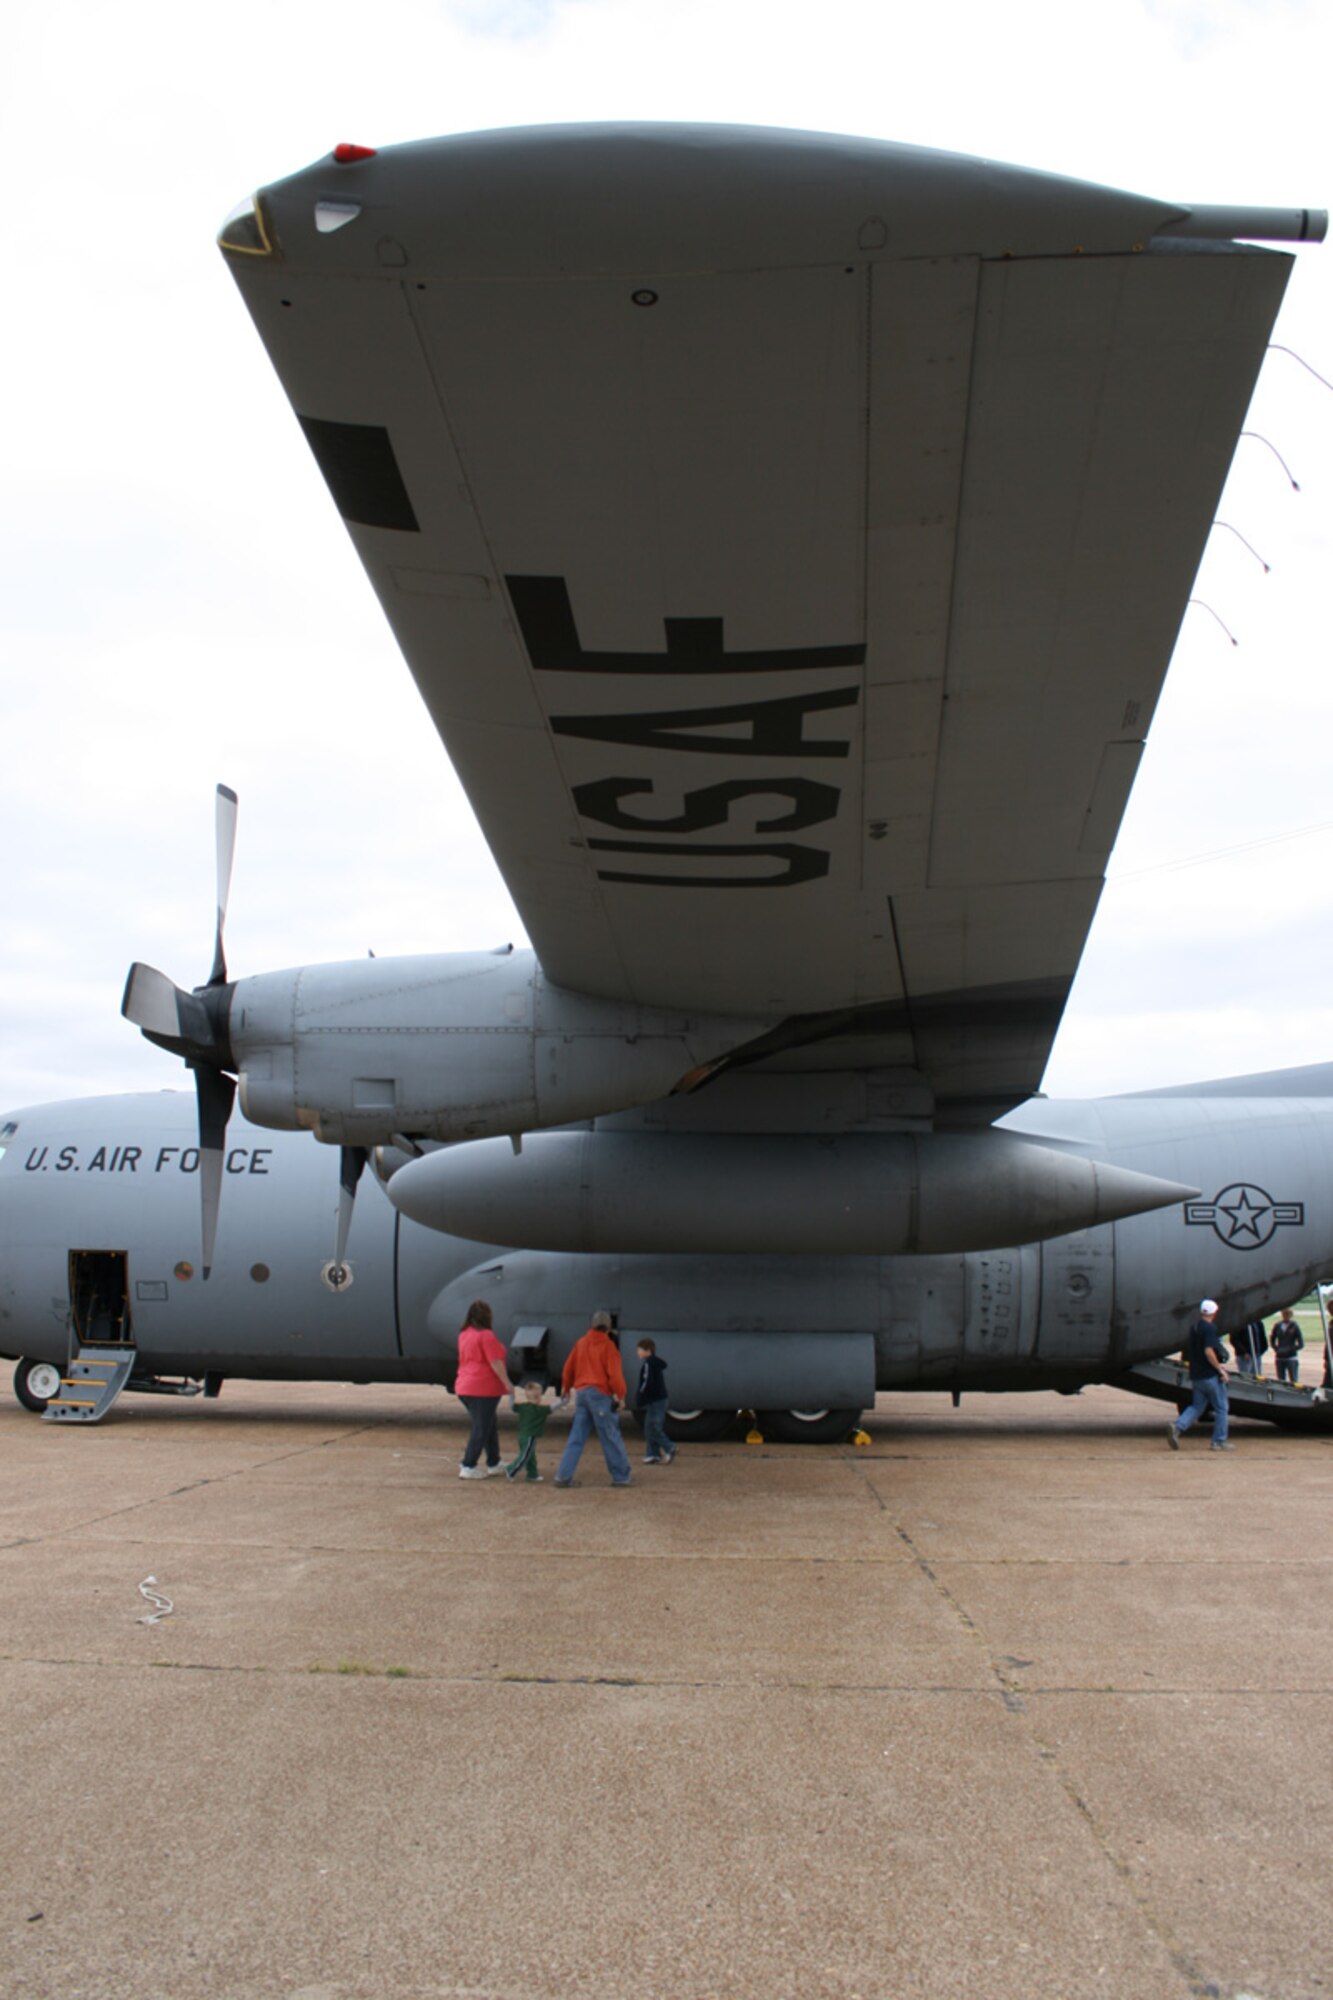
[753,1408,864,1445]
[639,1406,866,1444]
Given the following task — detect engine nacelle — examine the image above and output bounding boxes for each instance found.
[230,949,765,1145]
[387,1128,1197,1255]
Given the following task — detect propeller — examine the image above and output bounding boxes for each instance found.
[333,1145,368,1280]
[122,785,240,1278]
[210,782,238,986]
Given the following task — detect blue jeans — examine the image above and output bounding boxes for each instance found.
[459,1394,501,1468]
[642,1398,675,1460]
[1176,1375,1228,1443]
[1276,1354,1300,1385]
[556,1388,633,1484]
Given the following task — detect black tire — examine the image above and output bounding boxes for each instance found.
[755,1407,864,1445]
[664,1408,736,1443]
[13,1357,63,1413]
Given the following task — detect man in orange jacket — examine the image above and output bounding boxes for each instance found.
[554,1312,634,1487]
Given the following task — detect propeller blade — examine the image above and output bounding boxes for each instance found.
[194,1065,237,1279]
[333,1145,368,1276]
[126,786,242,1275]
[209,784,239,988]
[122,963,184,1039]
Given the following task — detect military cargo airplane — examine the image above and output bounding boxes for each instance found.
[2,125,1329,1434]
[4,1059,1333,1433]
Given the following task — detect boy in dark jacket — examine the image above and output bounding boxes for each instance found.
[635,1339,676,1465]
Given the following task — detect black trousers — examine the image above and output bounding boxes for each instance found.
[459,1394,501,1467]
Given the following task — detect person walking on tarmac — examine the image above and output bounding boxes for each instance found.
[1271,1307,1305,1385]
[455,1299,511,1478]
[554,1312,634,1488]
[1167,1299,1234,1452]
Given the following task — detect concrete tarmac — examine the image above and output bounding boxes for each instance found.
[1,1370,1330,2000]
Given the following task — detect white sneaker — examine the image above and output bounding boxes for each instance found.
[458,1464,486,1479]
[481,1463,506,1477]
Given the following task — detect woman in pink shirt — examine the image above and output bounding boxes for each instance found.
[455,1299,511,1479]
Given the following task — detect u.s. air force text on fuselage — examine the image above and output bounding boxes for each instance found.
[21,1143,274,1178]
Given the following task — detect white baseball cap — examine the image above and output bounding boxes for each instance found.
[1200,1298,1219,1315]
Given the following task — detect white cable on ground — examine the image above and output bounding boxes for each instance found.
[137,1576,174,1625]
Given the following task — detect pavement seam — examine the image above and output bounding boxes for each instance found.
[0,1425,391,1547]
[6,1530,1332,1570]
[5,1654,1330,1697]
[852,1460,1216,1999]
[1,1654,1010,1688]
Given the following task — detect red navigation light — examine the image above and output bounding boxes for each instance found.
[334,143,377,164]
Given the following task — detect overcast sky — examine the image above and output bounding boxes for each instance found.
[3,0,1331,1113]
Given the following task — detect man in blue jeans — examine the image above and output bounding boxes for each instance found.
[1167,1299,1234,1452]
[554,1312,634,1487]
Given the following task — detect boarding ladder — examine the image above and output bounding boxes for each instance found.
[42,1342,139,1424]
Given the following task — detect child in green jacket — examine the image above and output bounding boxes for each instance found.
[505,1382,554,1482]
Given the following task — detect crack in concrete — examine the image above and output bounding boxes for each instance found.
[857,1467,1217,2000]
[0,1425,390,1546]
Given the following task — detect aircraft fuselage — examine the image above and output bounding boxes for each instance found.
[3,1080,1331,1416]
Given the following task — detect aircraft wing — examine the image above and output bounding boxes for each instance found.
[222,127,1298,1120]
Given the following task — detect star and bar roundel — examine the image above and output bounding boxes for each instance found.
[1185,1184,1305,1251]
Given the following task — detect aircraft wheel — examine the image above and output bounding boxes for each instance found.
[664,1408,735,1443]
[755,1407,863,1445]
[13,1358,63,1413]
